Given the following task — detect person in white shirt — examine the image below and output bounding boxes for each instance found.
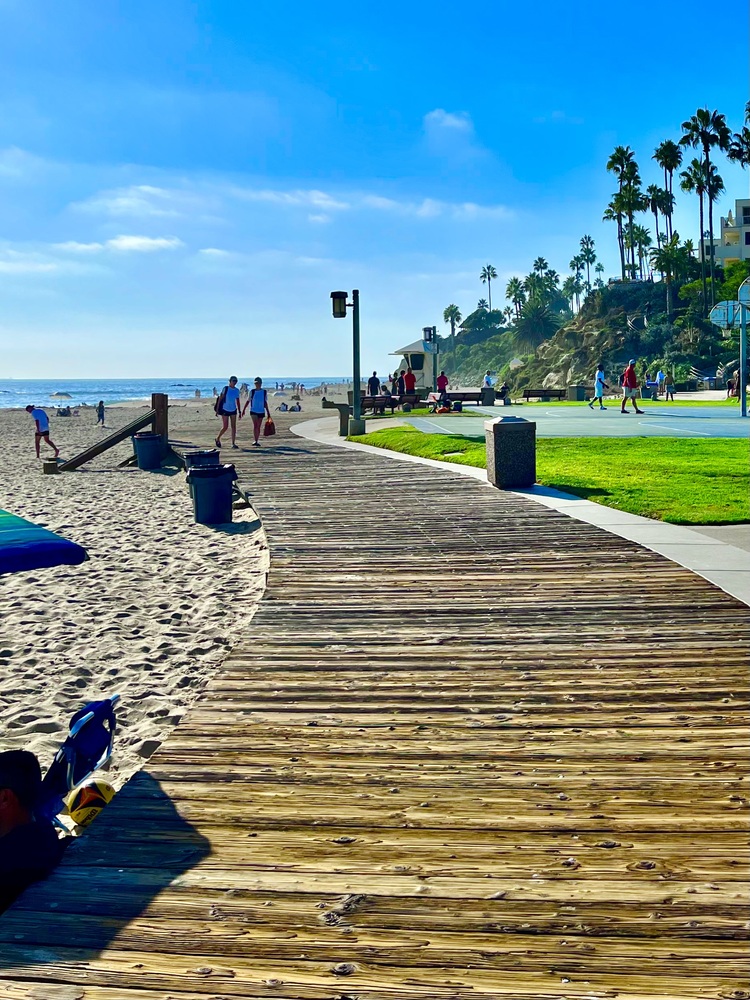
[25,406,59,459]
[588,365,609,411]
[241,377,272,446]
[655,369,666,397]
[482,371,493,388]
[214,376,242,449]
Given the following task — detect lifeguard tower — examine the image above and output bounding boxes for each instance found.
[390,328,438,391]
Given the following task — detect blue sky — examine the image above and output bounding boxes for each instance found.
[1,0,748,377]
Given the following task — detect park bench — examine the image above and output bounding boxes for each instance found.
[521,388,566,401]
[361,395,399,414]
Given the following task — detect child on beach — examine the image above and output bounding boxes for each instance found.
[96,400,105,426]
[25,405,59,459]
[242,377,272,446]
[214,376,242,450]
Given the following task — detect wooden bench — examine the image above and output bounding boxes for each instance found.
[521,388,566,401]
[361,395,399,414]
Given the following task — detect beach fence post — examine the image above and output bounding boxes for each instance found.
[152,393,169,454]
[484,417,536,489]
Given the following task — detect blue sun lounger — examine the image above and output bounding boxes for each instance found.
[0,509,88,575]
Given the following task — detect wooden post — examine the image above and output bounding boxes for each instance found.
[152,393,169,452]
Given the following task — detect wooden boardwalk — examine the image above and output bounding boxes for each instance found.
[1,417,749,999]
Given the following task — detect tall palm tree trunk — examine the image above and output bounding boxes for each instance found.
[652,209,660,246]
[667,170,674,239]
[617,217,625,279]
[704,149,716,306]
[698,191,707,312]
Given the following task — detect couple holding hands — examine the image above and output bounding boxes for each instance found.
[215,376,273,449]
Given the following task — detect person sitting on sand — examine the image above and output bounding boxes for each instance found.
[242,377,272,447]
[0,750,67,913]
[214,376,242,450]
[277,401,289,412]
[25,405,59,460]
[96,400,105,426]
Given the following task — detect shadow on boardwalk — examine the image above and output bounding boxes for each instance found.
[0,771,211,969]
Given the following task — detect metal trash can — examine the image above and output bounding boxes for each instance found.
[184,449,220,470]
[567,385,586,401]
[132,432,163,470]
[186,464,238,524]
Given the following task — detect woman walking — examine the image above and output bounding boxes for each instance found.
[96,400,105,426]
[214,375,242,449]
[242,377,272,446]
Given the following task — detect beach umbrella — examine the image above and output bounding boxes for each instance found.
[0,509,88,575]
[50,392,72,399]
[272,391,287,397]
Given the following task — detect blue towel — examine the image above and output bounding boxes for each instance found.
[0,509,88,575]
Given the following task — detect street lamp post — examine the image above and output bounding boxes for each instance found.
[709,290,748,418]
[331,289,366,435]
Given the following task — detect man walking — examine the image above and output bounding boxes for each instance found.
[25,405,59,459]
[588,365,609,410]
[620,360,644,415]
[367,371,380,396]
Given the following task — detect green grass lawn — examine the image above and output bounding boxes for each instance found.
[348,426,750,525]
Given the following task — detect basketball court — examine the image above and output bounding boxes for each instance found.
[406,403,749,439]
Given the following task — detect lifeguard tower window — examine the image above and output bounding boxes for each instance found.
[408,354,425,370]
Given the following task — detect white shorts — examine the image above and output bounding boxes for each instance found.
[622,387,638,399]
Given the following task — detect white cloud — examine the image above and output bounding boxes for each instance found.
[53,235,184,253]
[0,259,58,274]
[232,187,350,211]
[423,108,486,162]
[72,184,212,219]
[106,235,184,252]
[307,213,331,224]
[0,146,48,178]
[423,109,474,134]
[53,240,105,252]
[198,247,230,256]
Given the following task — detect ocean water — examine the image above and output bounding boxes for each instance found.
[0,377,348,409]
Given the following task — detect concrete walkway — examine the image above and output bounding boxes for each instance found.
[293,415,750,608]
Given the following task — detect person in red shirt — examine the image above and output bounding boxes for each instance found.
[436,371,449,395]
[621,359,644,415]
[403,368,417,394]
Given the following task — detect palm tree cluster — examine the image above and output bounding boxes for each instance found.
[604,102,750,314]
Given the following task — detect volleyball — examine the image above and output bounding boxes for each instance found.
[64,779,115,827]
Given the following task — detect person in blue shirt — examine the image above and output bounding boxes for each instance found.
[214,376,242,450]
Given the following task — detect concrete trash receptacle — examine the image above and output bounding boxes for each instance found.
[567,385,586,401]
[132,432,163,470]
[485,417,536,488]
[186,464,238,524]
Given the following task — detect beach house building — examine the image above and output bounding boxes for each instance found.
[701,197,750,267]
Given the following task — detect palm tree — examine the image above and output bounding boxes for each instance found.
[728,102,750,168]
[579,235,596,292]
[477,298,489,311]
[512,301,561,352]
[532,257,549,275]
[653,139,683,238]
[594,262,605,288]
[480,264,497,311]
[646,184,664,246]
[680,108,732,300]
[505,277,526,318]
[562,275,577,312]
[631,224,652,279]
[606,145,636,278]
[680,157,708,310]
[443,304,462,351]
[619,162,645,276]
[602,202,625,278]
[649,232,683,319]
[705,162,725,303]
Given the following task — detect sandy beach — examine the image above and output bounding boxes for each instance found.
[0,395,298,786]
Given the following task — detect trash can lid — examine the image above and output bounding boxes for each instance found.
[185,449,219,456]
[186,463,238,480]
[133,431,161,439]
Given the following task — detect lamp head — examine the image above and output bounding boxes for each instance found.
[330,291,348,319]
